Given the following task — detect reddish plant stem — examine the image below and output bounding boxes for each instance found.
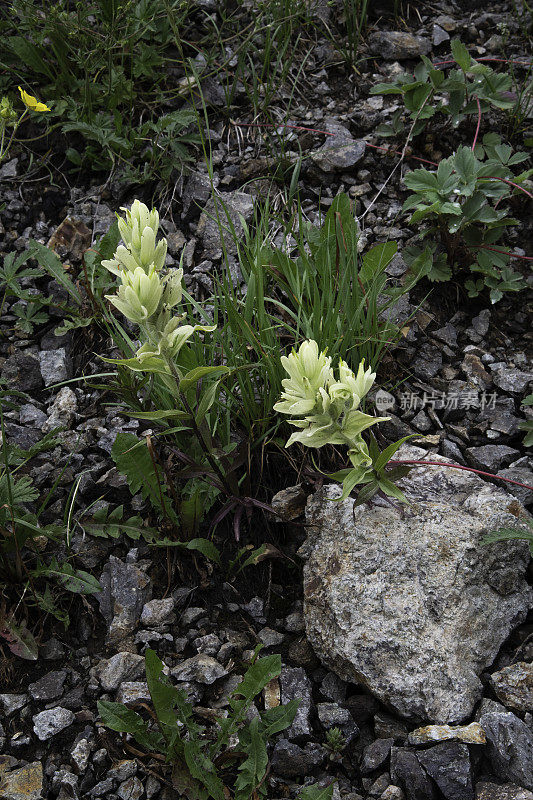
[432,57,533,69]
[232,123,533,198]
[388,459,533,491]
[481,176,533,199]
[475,245,533,261]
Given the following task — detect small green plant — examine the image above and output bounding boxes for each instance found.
[274,339,414,504]
[371,40,516,139]
[402,137,532,302]
[2,1,198,179]
[102,200,275,540]
[0,400,101,652]
[109,431,220,558]
[519,394,533,446]
[253,193,403,370]
[98,648,332,799]
[324,726,346,755]
[482,518,533,557]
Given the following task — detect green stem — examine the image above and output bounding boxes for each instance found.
[164,354,235,497]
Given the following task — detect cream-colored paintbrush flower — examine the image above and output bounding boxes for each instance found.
[274,339,333,416]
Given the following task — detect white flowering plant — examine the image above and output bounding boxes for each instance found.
[275,340,415,504]
[102,199,222,389]
[102,200,240,529]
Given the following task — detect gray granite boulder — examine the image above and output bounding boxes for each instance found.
[297,446,532,723]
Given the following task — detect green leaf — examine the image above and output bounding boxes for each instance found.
[481,523,533,556]
[196,380,220,425]
[337,467,371,501]
[260,700,299,737]
[377,476,409,503]
[145,649,187,749]
[182,538,221,564]
[28,241,83,305]
[353,480,380,508]
[235,716,268,800]
[8,36,54,78]
[111,432,179,524]
[179,366,230,392]
[122,409,189,422]
[32,558,101,595]
[451,39,472,71]
[232,655,282,702]
[374,434,419,474]
[97,700,162,751]
[0,619,39,660]
[454,146,478,185]
[183,740,225,800]
[298,783,335,800]
[360,241,397,283]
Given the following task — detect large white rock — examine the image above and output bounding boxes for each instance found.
[297,446,532,723]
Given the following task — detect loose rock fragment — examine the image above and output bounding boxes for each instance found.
[0,761,43,800]
[479,711,533,790]
[489,662,533,713]
[417,742,474,800]
[408,722,486,745]
[33,707,75,741]
[368,31,431,60]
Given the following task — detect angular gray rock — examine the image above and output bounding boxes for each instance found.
[490,365,532,394]
[1,351,42,392]
[33,707,75,740]
[466,445,520,473]
[361,738,394,774]
[28,669,67,701]
[115,682,150,705]
[316,702,359,742]
[96,652,145,692]
[311,131,365,172]
[39,348,72,386]
[0,694,28,716]
[197,191,254,261]
[298,445,532,723]
[498,466,533,507]
[479,711,533,789]
[475,782,533,800]
[489,662,533,712]
[280,666,313,739]
[368,31,431,60]
[390,747,437,800]
[171,654,227,684]
[140,598,176,627]
[417,742,474,800]
[270,739,324,777]
[42,387,77,433]
[97,556,152,645]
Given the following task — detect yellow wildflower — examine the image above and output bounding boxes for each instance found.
[18,87,50,113]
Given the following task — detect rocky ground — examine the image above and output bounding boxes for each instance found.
[0,0,532,798]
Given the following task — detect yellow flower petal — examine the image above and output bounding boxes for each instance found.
[18,86,50,112]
